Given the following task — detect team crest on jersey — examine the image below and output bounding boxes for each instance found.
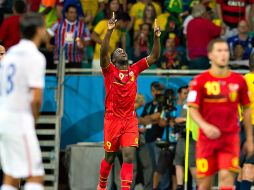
[228,83,239,102]
[129,71,135,82]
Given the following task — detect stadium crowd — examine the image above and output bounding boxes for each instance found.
[0,0,254,70]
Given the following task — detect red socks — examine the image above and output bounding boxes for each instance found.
[99,159,113,188]
[219,187,234,190]
[120,163,133,190]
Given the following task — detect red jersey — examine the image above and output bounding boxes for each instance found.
[102,58,149,119]
[0,15,21,50]
[188,70,250,137]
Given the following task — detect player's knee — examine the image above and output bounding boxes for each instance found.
[219,170,235,186]
[122,152,134,163]
[3,174,20,188]
[26,175,44,184]
[105,152,117,164]
[242,164,254,181]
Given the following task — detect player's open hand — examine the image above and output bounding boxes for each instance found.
[202,124,221,139]
[108,12,117,30]
[154,19,161,37]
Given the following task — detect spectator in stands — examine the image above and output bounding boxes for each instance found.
[129,0,161,30]
[227,20,253,60]
[134,3,156,32]
[47,4,91,68]
[39,0,58,28]
[134,23,151,61]
[80,0,101,24]
[216,0,254,31]
[156,6,182,45]
[159,33,187,69]
[91,11,130,70]
[0,45,5,60]
[63,0,85,20]
[93,0,121,26]
[0,0,26,50]
[231,43,245,62]
[186,3,222,69]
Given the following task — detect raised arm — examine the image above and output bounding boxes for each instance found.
[100,12,117,68]
[146,19,161,66]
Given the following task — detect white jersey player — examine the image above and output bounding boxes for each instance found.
[0,13,46,190]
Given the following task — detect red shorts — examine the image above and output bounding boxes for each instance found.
[196,133,240,178]
[104,117,139,152]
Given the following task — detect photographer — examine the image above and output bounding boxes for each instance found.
[137,81,167,189]
[173,86,196,190]
[153,89,178,190]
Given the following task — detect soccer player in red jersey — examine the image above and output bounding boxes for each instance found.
[97,12,161,190]
[187,38,254,190]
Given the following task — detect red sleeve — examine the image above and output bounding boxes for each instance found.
[0,19,8,41]
[187,75,203,108]
[239,76,251,107]
[131,58,149,76]
[102,63,114,75]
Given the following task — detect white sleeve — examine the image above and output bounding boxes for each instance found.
[27,53,46,89]
[47,22,58,37]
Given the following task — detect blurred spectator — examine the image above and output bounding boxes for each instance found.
[156,8,181,45]
[231,42,245,61]
[80,0,100,20]
[47,4,91,68]
[39,0,58,28]
[0,45,5,60]
[27,0,41,12]
[216,0,254,31]
[93,0,121,26]
[134,23,150,61]
[227,20,253,60]
[134,3,156,32]
[63,0,84,19]
[159,33,187,69]
[0,0,26,50]
[91,11,130,70]
[129,0,161,30]
[186,3,222,69]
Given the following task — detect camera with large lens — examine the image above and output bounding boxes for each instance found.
[155,88,176,112]
[155,89,177,149]
[173,122,186,136]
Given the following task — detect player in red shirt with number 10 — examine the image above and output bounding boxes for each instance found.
[97,12,161,190]
[188,38,254,190]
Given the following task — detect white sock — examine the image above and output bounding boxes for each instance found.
[1,184,18,190]
[24,183,44,190]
